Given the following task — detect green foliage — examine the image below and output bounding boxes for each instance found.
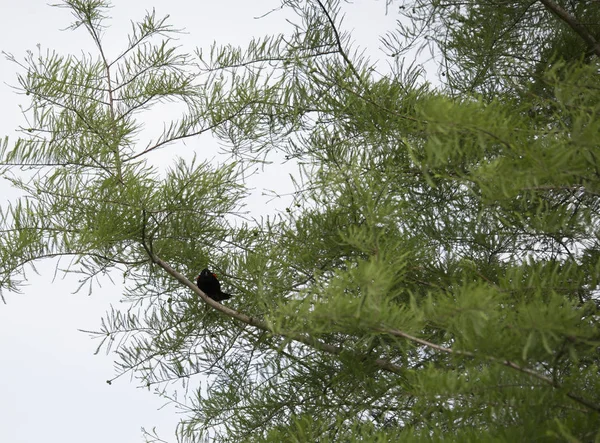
[2,0,600,442]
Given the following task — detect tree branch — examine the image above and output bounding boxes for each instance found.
[376,326,600,414]
[537,0,600,58]
[314,0,369,91]
[146,250,406,375]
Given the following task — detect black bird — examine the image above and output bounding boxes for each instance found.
[196,268,231,302]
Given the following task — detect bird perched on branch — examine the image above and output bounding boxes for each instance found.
[196,268,232,302]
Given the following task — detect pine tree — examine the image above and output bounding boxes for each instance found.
[1,0,599,441]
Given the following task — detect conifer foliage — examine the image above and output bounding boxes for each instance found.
[1,0,599,441]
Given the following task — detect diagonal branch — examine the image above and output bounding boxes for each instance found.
[314,0,369,91]
[145,250,406,375]
[376,326,600,414]
[537,0,600,58]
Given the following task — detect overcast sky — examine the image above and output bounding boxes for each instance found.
[0,1,399,442]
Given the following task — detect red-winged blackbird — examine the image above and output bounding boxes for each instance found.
[196,268,231,302]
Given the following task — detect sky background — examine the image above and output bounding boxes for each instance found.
[0,1,401,442]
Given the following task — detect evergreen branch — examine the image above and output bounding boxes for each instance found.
[109,9,179,69]
[537,0,600,58]
[14,93,118,179]
[125,107,247,162]
[5,251,145,275]
[77,1,124,184]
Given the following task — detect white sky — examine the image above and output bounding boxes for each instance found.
[0,1,400,442]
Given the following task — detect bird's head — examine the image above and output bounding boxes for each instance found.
[199,268,217,279]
